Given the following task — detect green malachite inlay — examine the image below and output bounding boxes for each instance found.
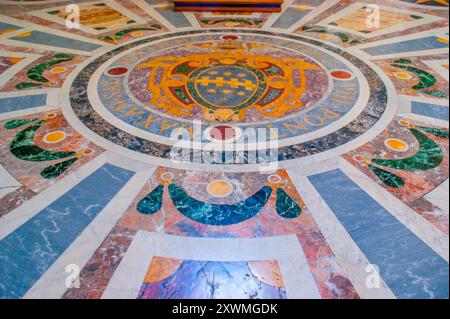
[417,126,449,139]
[15,82,43,90]
[393,59,412,64]
[265,65,283,75]
[391,63,436,90]
[275,188,302,218]
[16,54,72,90]
[174,63,193,75]
[372,128,443,172]
[391,61,448,98]
[40,157,78,179]
[137,184,164,215]
[9,120,76,162]
[369,164,405,188]
[422,90,448,98]
[26,54,72,83]
[4,118,37,129]
[168,183,272,226]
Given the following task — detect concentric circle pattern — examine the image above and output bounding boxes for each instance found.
[67,30,392,167]
[0,0,448,300]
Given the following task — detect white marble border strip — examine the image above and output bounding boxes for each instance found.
[281,0,341,33]
[0,105,54,121]
[102,232,321,299]
[338,158,449,261]
[106,150,156,172]
[424,179,449,214]
[287,169,396,299]
[30,0,147,36]
[0,151,108,240]
[423,59,450,81]
[0,13,31,31]
[24,167,156,299]
[0,50,41,89]
[317,2,444,39]
[261,0,294,30]
[0,163,21,200]
[402,113,449,128]
[132,0,199,31]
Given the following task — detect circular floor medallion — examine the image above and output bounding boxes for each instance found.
[65,29,392,169]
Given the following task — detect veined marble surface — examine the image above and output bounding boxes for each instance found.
[0,0,448,299]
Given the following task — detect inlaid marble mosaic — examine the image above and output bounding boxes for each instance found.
[68,29,389,165]
[0,0,448,300]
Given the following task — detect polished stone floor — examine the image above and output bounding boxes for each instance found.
[0,0,448,299]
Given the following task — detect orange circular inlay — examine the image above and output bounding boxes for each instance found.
[130,31,144,38]
[45,113,58,119]
[43,131,66,144]
[394,72,412,80]
[82,148,94,156]
[207,180,233,197]
[50,67,67,74]
[385,138,409,152]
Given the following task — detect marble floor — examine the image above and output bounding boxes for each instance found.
[0,0,448,300]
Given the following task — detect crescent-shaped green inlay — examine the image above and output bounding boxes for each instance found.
[168,183,272,226]
[372,128,443,171]
[391,63,436,90]
[369,164,405,188]
[40,157,78,179]
[10,120,77,162]
[4,118,38,129]
[26,54,72,83]
[136,184,164,215]
[417,126,449,139]
[276,188,302,218]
